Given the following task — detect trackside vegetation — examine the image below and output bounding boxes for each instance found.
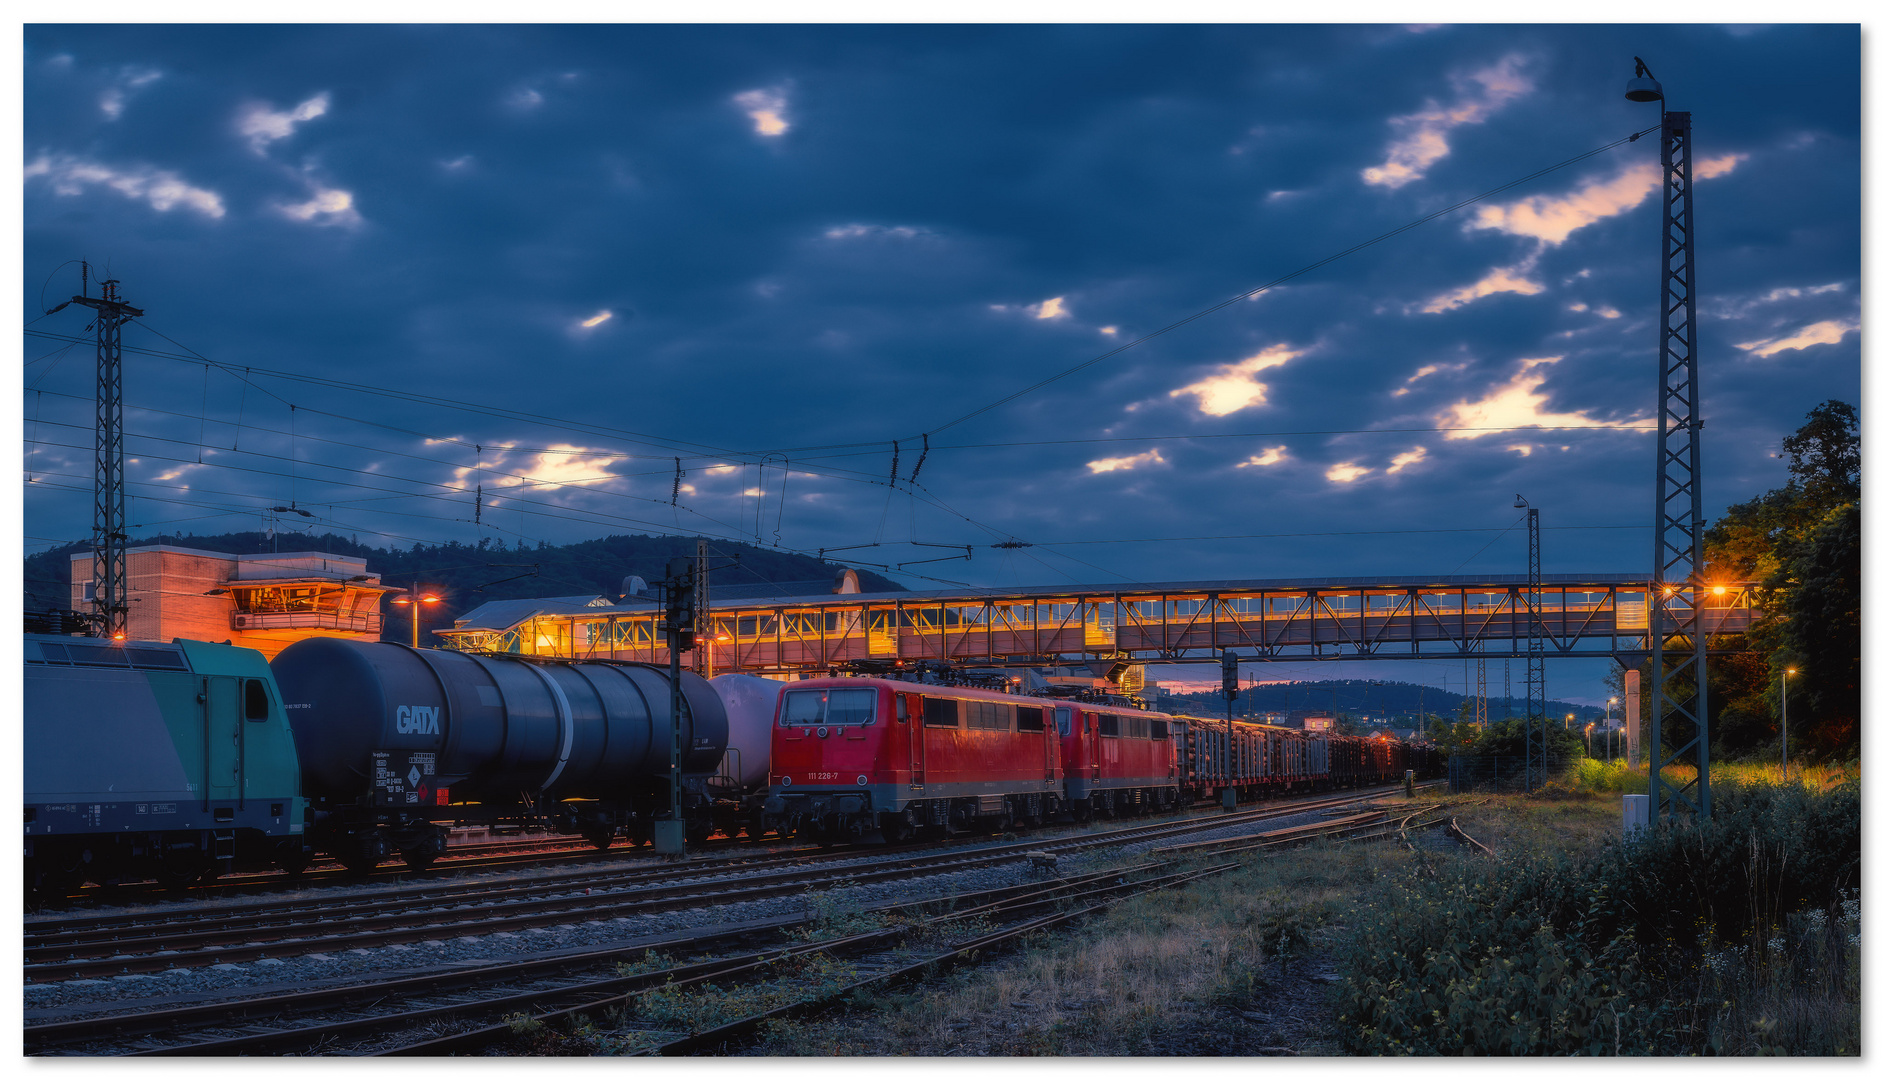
[1334,777,1859,1055]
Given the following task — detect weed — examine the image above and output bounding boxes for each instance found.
[1333,777,1860,1055]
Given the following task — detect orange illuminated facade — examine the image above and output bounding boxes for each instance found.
[68,546,397,659]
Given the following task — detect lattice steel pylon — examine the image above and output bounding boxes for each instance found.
[1646,106,1710,824]
[68,275,143,640]
[1517,500,1545,790]
[1474,658,1487,728]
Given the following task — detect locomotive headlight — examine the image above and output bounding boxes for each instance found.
[856,774,869,786]
[781,776,792,786]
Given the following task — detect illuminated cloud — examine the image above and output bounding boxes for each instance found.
[99,66,162,120]
[278,184,361,227]
[1419,263,1543,313]
[1761,283,1844,302]
[1391,362,1463,397]
[456,445,625,491]
[579,310,613,329]
[1470,155,1745,245]
[508,87,545,111]
[824,223,926,240]
[1736,319,1858,359]
[1235,446,1287,468]
[1386,446,1428,474]
[1362,55,1532,189]
[1169,344,1302,416]
[734,88,790,137]
[1326,461,1372,483]
[1099,326,1119,336]
[1086,448,1167,474]
[25,153,225,218]
[1031,297,1068,320]
[237,92,330,154]
[441,155,475,171]
[1437,357,1642,439]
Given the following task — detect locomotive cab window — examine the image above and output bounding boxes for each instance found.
[1054,707,1072,737]
[780,688,878,727]
[244,678,270,721]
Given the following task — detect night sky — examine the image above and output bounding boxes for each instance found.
[19,23,1860,704]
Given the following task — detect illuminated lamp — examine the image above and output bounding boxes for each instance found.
[1711,586,1726,596]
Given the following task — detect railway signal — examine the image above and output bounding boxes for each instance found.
[664,557,697,653]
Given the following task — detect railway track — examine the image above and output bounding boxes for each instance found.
[25,784,1429,986]
[32,860,1206,1055]
[40,831,796,908]
[27,785,1443,1055]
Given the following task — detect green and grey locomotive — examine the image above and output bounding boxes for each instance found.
[24,633,311,897]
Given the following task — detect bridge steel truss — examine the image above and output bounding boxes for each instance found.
[438,574,1755,676]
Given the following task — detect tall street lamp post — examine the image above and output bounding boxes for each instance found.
[391,583,441,648]
[1781,667,1797,781]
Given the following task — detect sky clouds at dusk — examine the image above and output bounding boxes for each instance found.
[20,22,1859,701]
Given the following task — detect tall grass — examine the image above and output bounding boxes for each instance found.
[1333,776,1860,1055]
[1563,759,1856,796]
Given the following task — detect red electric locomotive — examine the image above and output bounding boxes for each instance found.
[1050,699,1180,819]
[763,678,1064,843]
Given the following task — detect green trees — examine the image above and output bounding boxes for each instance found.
[1703,400,1860,760]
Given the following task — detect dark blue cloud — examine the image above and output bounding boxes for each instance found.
[22,23,1859,703]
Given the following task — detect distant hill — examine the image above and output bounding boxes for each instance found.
[1158,679,1593,724]
[25,531,906,637]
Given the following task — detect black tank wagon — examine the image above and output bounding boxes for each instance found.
[272,638,728,870]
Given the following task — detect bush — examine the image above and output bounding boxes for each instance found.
[1333,777,1860,1055]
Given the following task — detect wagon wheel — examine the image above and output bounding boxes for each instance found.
[400,836,444,871]
[160,860,204,892]
[583,828,615,851]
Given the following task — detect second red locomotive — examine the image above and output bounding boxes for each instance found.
[762,675,1440,843]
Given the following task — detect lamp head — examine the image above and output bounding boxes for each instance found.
[1625,56,1664,102]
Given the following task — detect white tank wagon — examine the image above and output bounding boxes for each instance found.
[706,672,790,837]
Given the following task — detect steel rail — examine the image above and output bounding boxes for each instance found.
[73,863,1172,1056]
[26,784,1412,982]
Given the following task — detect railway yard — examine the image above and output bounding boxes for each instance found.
[25,782,1454,1056]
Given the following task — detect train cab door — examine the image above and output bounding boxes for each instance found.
[1083,712,1100,779]
[904,694,925,787]
[201,676,243,808]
